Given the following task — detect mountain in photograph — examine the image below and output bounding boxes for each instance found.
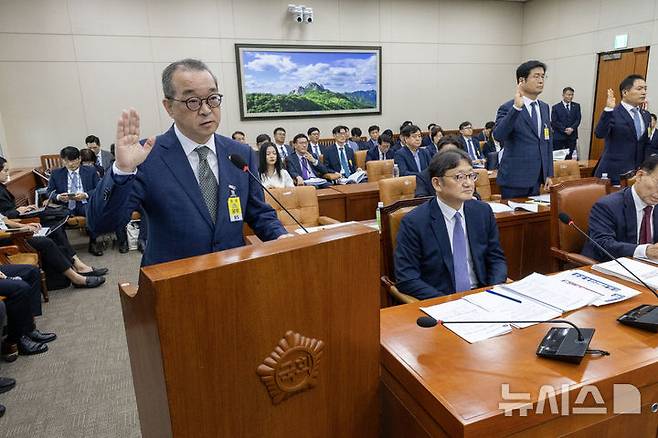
[246,82,377,113]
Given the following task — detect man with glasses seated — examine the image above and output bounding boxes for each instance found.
[583,155,658,262]
[395,149,507,300]
[286,134,333,188]
[87,58,286,266]
[393,124,431,176]
[458,121,486,167]
[323,125,358,178]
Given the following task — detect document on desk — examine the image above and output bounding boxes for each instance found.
[500,272,600,312]
[486,202,513,213]
[462,288,562,328]
[420,299,511,343]
[592,257,658,289]
[551,270,640,306]
[507,201,539,213]
[528,194,551,203]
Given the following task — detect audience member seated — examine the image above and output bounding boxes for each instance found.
[286,134,332,188]
[307,127,324,158]
[85,135,114,175]
[273,127,292,160]
[483,130,503,156]
[394,124,430,177]
[0,157,106,285]
[458,121,486,167]
[80,148,104,178]
[366,134,395,162]
[323,126,358,177]
[47,146,106,256]
[255,134,271,152]
[416,135,464,197]
[350,127,369,151]
[258,142,294,189]
[582,155,658,261]
[395,150,507,299]
[477,121,495,142]
[393,121,413,150]
[231,130,247,144]
[366,125,380,150]
[422,123,437,147]
[0,300,15,417]
[0,264,57,360]
[425,125,444,157]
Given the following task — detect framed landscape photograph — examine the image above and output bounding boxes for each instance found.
[235,44,382,120]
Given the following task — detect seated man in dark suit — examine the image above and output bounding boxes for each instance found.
[551,87,581,159]
[458,121,485,167]
[85,135,114,174]
[476,121,494,142]
[323,125,358,177]
[366,125,380,150]
[395,149,507,299]
[286,134,332,188]
[421,123,437,147]
[273,127,293,160]
[307,127,324,159]
[365,134,395,162]
[392,121,413,150]
[415,135,464,197]
[394,124,430,176]
[47,146,106,256]
[583,155,658,261]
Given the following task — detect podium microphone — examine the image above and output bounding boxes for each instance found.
[416,315,605,364]
[228,154,308,234]
[559,212,658,332]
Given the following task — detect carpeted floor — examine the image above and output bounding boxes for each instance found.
[0,233,142,438]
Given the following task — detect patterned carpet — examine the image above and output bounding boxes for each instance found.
[0,234,142,438]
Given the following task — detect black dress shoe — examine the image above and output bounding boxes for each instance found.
[0,377,16,394]
[73,276,105,288]
[119,242,129,254]
[80,266,108,277]
[17,336,47,356]
[28,329,57,344]
[1,343,17,363]
[88,242,103,257]
[0,404,5,418]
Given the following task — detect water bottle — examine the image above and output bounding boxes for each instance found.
[376,201,384,231]
[393,164,400,178]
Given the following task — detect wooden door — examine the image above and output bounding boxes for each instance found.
[589,47,649,160]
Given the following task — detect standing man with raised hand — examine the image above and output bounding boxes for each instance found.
[87,58,286,266]
[493,60,554,199]
[595,75,651,184]
[551,87,581,159]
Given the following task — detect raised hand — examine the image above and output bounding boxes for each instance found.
[606,89,616,109]
[115,109,155,173]
[514,83,524,109]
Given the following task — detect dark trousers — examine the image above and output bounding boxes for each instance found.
[554,138,577,159]
[500,184,540,199]
[0,265,41,342]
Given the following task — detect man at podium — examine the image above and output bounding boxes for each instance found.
[87,59,286,265]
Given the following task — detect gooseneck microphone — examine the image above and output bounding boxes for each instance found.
[228,154,308,234]
[559,212,658,332]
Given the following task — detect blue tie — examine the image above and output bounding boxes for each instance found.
[530,101,540,137]
[467,139,478,160]
[632,107,643,139]
[452,212,471,292]
[413,151,422,172]
[68,172,80,210]
[339,148,351,177]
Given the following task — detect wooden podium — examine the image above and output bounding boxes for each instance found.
[120,224,380,437]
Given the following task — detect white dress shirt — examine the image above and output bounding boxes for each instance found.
[260,169,294,188]
[632,185,654,258]
[275,142,289,159]
[435,196,477,288]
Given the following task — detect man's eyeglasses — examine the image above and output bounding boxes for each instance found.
[167,93,223,111]
[444,172,478,183]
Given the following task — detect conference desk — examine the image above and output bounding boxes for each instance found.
[380,266,658,437]
[317,182,380,222]
[487,160,597,195]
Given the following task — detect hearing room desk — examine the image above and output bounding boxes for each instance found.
[380,266,658,437]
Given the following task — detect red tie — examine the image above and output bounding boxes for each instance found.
[639,205,653,244]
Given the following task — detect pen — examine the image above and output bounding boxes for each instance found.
[486,289,522,303]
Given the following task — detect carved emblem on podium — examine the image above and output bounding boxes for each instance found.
[257,330,324,404]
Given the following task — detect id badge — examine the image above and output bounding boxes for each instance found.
[543,126,550,140]
[228,196,243,222]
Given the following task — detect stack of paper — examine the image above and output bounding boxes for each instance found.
[487,202,513,214]
[501,273,600,312]
[528,194,551,203]
[463,288,562,328]
[552,270,640,306]
[592,257,658,289]
[507,201,539,213]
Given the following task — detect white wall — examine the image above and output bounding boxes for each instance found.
[0,0,522,167]
[521,0,658,159]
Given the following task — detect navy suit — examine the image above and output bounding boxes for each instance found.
[323,144,357,175]
[582,188,658,261]
[595,105,651,184]
[395,198,507,299]
[421,135,432,147]
[286,153,329,182]
[308,143,324,159]
[365,146,394,162]
[459,136,484,160]
[87,126,286,266]
[424,143,438,158]
[551,101,581,158]
[493,99,553,198]
[47,165,100,225]
[394,147,430,177]
[414,169,433,198]
[476,132,489,142]
[648,129,658,157]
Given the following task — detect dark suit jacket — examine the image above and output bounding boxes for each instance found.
[551,101,581,141]
[415,169,433,198]
[394,147,430,177]
[97,149,114,173]
[459,136,484,160]
[365,146,394,162]
[323,144,357,174]
[581,188,658,261]
[47,165,100,207]
[274,143,294,159]
[594,105,651,183]
[395,198,507,299]
[357,140,370,151]
[482,139,501,156]
[308,143,324,159]
[87,126,286,266]
[421,135,432,147]
[493,99,554,188]
[0,184,19,218]
[285,153,329,180]
[647,128,658,157]
[424,143,438,158]
[476,132,489,142]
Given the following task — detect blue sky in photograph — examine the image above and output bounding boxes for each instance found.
[242,50,378,95]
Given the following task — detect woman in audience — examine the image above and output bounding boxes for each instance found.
[80,148,104,177]
[425,125,445,157]
[258,142,294,188]
[0,157,106,288]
